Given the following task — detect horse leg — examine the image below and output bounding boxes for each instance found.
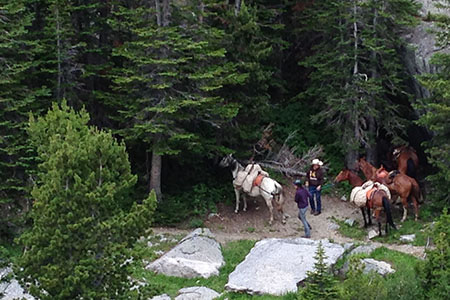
[374,210,382,236]
[361,207,368,228]
[242,194,247,212]
[234,188,240,214]
[400,197,408,222]
[367,207,372,225]
[412,196,419,221]
[266,196,274,226]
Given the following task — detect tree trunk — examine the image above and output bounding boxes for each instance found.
[155,0,162,26]
[162,0,170,27]
[55,5,62,101]
[235,0,241,16]
[149,151,162,201]
[366,5,378,166]
[346,148,359,171]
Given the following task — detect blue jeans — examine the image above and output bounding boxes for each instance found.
[309,186,321,213]
[298,207,311,237]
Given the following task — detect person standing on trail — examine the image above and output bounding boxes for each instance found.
[294,179,312,238]
[306,159,324,216]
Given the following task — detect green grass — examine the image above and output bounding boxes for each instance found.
[332,217,367,240]
[132,239,258,298]
[0,241,22,267]
[372,218,431,246]
[368,247,425,300]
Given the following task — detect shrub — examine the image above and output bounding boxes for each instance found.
[17,102,157,299]
[417,208,450,299]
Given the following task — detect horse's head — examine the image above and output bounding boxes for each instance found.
[219,154,234,168]
[334,168,349,183]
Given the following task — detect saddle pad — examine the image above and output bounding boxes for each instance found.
[253,174,265,187]
[366,187,376,201]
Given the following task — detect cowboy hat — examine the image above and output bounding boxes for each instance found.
[312,159,323,166]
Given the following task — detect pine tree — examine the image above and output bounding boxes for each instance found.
[214,1,287,153]
[295,0,419,168]
[18,102,157,299]
[106,1,244,199]
[0,0,51,237]
[415,0,450,208]
[298,242,339,300]
[418,208,450,299]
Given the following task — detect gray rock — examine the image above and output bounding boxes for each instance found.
[225,238,345,296]
[401,0,450,99]
[146,228,224,279]
[362,258,396,276]
[340,195,347,202]
[344,219,355,227]
[175,286,220,300]
[0,267,35,300]
[328,222,340,231]
[343,242,355,252]
[368,230,378,240]
[400,234,416,243]
[349,244,379,256]
[151,294,172,300]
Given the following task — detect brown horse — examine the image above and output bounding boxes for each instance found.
[334,168,364,187]
[358,157,421,221]
[376,165,421,222]
[393,145,419,179]
[358,157,378,181]
[334,168,372,228]
[368,189,396,236]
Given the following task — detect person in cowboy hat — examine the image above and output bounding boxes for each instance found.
[306,158,324,215]
[293,179,312,238]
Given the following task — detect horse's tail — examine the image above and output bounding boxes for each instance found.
[406,158,416,179]
[382,196,396,230]
[272,182,285,208]
[411,179,423,204]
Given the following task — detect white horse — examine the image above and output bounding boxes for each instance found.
[219,154,288,225]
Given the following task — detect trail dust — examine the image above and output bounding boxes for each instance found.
[152,185,427,258]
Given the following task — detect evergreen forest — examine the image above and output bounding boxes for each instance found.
[0,0,449,299]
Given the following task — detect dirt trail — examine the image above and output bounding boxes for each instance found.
[152,185,427,258]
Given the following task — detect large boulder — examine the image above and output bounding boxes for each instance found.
[146,228,224,279]
[0,267,35,300]
[175,286,220,300]
[225,238,345,296]
[349,244,379,256]
[361,258,396,276]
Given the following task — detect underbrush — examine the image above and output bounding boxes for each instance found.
[153,182,234,226]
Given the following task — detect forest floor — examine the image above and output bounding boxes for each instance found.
[153,185,429,258]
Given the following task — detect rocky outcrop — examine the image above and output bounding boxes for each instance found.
[402,0,450,99]
[175,286,220,300]
[361,258,396,276]
[225,238,345,296]
[146,228,224,279]
[0,266,35,300]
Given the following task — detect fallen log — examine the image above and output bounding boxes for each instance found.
[242,160,306,177]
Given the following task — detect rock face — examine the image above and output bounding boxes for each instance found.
[0,267,35,300]
[225,238,345,296]
[146,228,224,279]
[349,244,379,256]
[402,0,450,99]
[175,286,220,300]
[362,258,396,276]
[150,294,172,300]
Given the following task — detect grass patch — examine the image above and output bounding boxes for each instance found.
[332,217,367,240]
[246,227,256,233]
[369,247,425,300]
[372,219,431,246]
[132,240,256,298]
[0,241,22,267]
[217,292,297,299]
